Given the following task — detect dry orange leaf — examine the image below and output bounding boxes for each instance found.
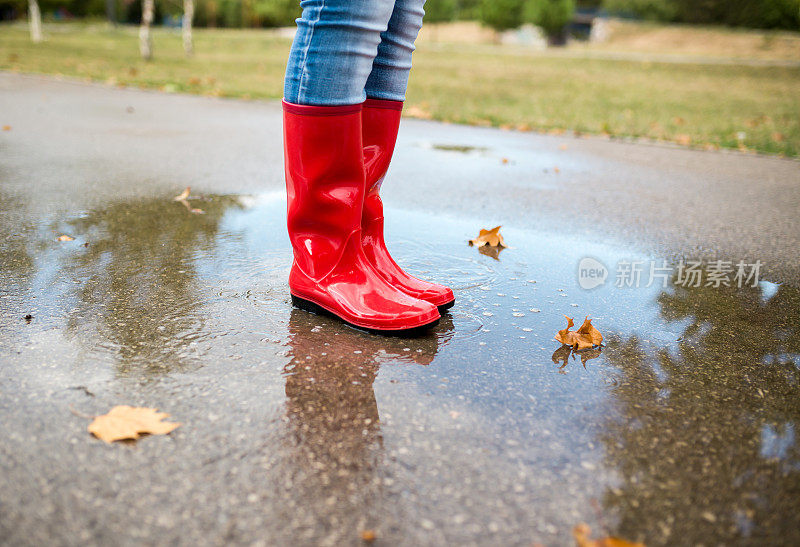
[469,226,507,248]
[57,234,75,242]
[2,125,10,131]
[173,186,191,201]
[174,186,205,214]
[88,405,181,443]
[360,529,377,542]
[573,523,644,547]
[555,316,603,350]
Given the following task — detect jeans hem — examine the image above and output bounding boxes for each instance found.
[282,100,364,115]
[364,97,404,110]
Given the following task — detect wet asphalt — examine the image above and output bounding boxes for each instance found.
[1,73,799,546]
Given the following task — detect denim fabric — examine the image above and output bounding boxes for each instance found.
[283,0,425,106]
[364,0,425,101]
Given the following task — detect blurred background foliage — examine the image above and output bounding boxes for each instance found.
[0,0,300,27]
[0,0,797,156]
[1,0,798,31]
[473,0,800,32]
[602,0,800,29]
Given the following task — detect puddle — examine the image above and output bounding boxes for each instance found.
[1,190,799,545]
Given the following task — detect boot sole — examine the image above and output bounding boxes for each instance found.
[438,299,455,313]
[291,294,439,337]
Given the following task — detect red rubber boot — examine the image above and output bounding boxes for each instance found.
[283,100,440,333]
[361,98,455,312]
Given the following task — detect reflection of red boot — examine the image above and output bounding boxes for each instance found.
[361,99,455,312]
[283,101,440,333]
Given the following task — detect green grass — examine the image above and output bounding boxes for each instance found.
[1,22,799,156]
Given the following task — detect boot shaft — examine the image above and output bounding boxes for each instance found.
[362,98,403,193]
[283,101,366,280]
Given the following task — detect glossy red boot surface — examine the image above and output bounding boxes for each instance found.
[361,98,455,311]
[283,100,440,333]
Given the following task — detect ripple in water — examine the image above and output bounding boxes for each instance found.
[440,310,484,343]
[388,239,499,291]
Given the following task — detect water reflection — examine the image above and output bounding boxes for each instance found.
[477,245,504,261]
[58,195,242,374]
[602,281,800,545]
[0,192,36,337]
[278,309,452,540]
[552,345,603,371]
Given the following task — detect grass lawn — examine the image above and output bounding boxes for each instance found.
[1,22,799,157]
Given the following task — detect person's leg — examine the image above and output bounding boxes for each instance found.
[359,0,455,311]
[282,0,441,331]
[363,0,425,101]
[284,0,396,106]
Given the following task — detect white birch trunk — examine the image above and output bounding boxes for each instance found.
[105,0,117,26]
[139,0,154,60]
[182,0,194,57]
[28,0,43,43]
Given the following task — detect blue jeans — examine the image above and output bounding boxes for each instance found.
[283,0,425,106]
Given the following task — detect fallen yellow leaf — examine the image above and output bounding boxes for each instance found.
[57,234,74,242]
[173,186,205,214]
[2,125,10,131]
[555,316,603,350]
[576,316,603,346]
[360,529,377,542]
[173,186,191,201]
[573,523,645,547]
[469,226,507,248]
[88,405,180,443]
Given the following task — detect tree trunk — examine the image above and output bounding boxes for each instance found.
[139,0,154,61]
[105,0,116,26]
[28,0,42,43]
[182,0,194,57]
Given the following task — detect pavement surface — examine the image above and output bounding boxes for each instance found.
[1,73,799,546]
